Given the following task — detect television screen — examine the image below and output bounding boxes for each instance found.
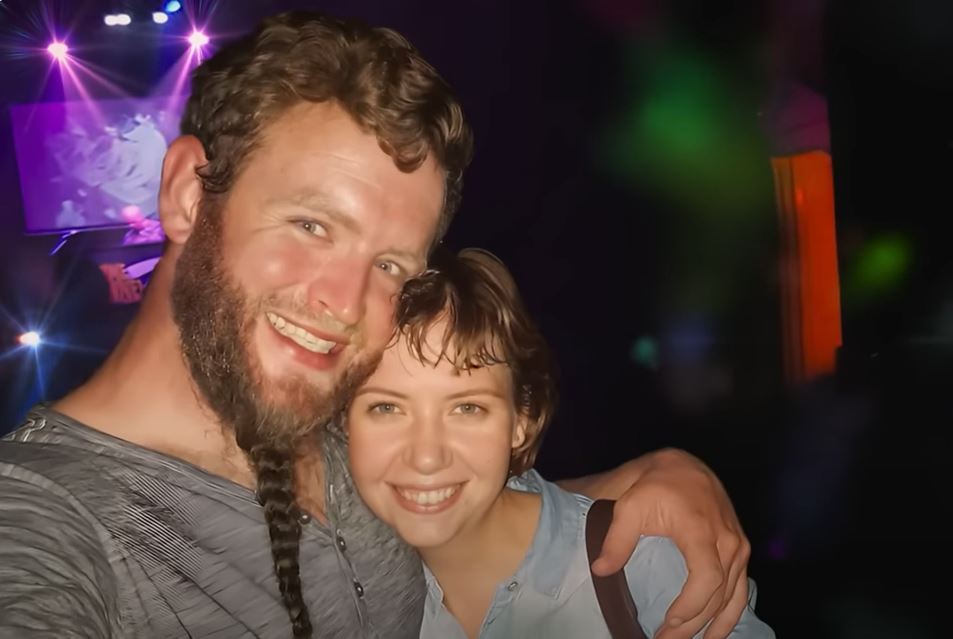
[9,95,186,235]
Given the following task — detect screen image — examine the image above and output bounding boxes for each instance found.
[10,95,187,235]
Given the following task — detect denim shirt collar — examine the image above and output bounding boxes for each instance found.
[423,470,592,608]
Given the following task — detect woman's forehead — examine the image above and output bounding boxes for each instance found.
[373,329,512,387]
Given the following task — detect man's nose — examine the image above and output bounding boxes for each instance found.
[306,257,371,328]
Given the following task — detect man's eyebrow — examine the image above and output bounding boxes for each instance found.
[389,248,427,270]
[269,191,427,267]
[268,191,361,233]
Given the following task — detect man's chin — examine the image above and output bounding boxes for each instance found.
[242,351,378,446]
[259,380,337,420]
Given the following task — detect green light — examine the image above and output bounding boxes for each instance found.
[599,45,770,217]
[845,233,912,304]
[631,335,659,369]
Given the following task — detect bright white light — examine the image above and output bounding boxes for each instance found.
[18,331,41,347]
[47,41,68,59]
[104,15,118,26]
[188,30,209,47]
[116,14,132,26]
[152,12,169,24]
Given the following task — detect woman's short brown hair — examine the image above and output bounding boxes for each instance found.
[181,10,473,240]
[394,248,557,476]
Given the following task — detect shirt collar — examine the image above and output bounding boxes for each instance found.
[509,471,589,599]
[421,471,592,606]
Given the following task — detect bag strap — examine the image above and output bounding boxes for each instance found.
[585,499,648,639]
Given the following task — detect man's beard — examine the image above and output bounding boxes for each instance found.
[170,202,380,455]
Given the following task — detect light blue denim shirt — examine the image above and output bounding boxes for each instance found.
[419,470,775,639]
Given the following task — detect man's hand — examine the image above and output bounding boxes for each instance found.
[564,449,750,639]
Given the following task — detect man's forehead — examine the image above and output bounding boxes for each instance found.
[240,101,446,242]
[260,110,443,194]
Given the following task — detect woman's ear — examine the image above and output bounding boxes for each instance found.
[158,135,207,246]
[512,414,529,449]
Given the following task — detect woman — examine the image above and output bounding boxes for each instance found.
[347,248,774,638]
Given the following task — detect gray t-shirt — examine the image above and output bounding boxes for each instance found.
[0,406,425,638]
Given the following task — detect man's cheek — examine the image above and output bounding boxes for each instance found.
[364,309,396,350]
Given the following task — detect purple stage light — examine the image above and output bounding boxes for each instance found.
[188,31,209,48]
[47,41,68,60]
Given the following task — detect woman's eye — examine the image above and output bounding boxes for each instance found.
[454,403,484,416]
[369,402,399,415]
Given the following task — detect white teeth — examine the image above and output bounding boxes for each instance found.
[397,485,459,506]
[266,312,336,354]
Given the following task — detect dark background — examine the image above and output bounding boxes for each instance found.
[1,0,950,636]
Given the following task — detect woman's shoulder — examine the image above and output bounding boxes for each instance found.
[509,469,594,511]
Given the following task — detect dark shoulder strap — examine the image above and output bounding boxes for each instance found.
[585,499,648,639]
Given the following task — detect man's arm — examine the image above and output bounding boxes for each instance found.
[557,451,655,498]
[557,449,751,639]
[0,469,118,637]
[624,537,774,639]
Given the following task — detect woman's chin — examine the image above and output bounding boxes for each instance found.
[394,525,455,551]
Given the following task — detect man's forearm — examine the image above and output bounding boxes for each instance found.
[556,449,686,499]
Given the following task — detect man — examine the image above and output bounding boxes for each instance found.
[0,11,751,639]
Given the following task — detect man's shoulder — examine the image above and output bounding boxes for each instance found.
[4,404,80,443]
[0,446,115,566]
[0,412,125,637]
[0,407,125,505]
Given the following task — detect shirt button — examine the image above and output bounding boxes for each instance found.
[298,512,311,525]
[353,581,365,598]
[506,581,519,591]
[336,533,347,552]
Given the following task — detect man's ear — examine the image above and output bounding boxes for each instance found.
[159,135,207,246]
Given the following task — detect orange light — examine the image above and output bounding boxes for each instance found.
[773,151,842,382]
